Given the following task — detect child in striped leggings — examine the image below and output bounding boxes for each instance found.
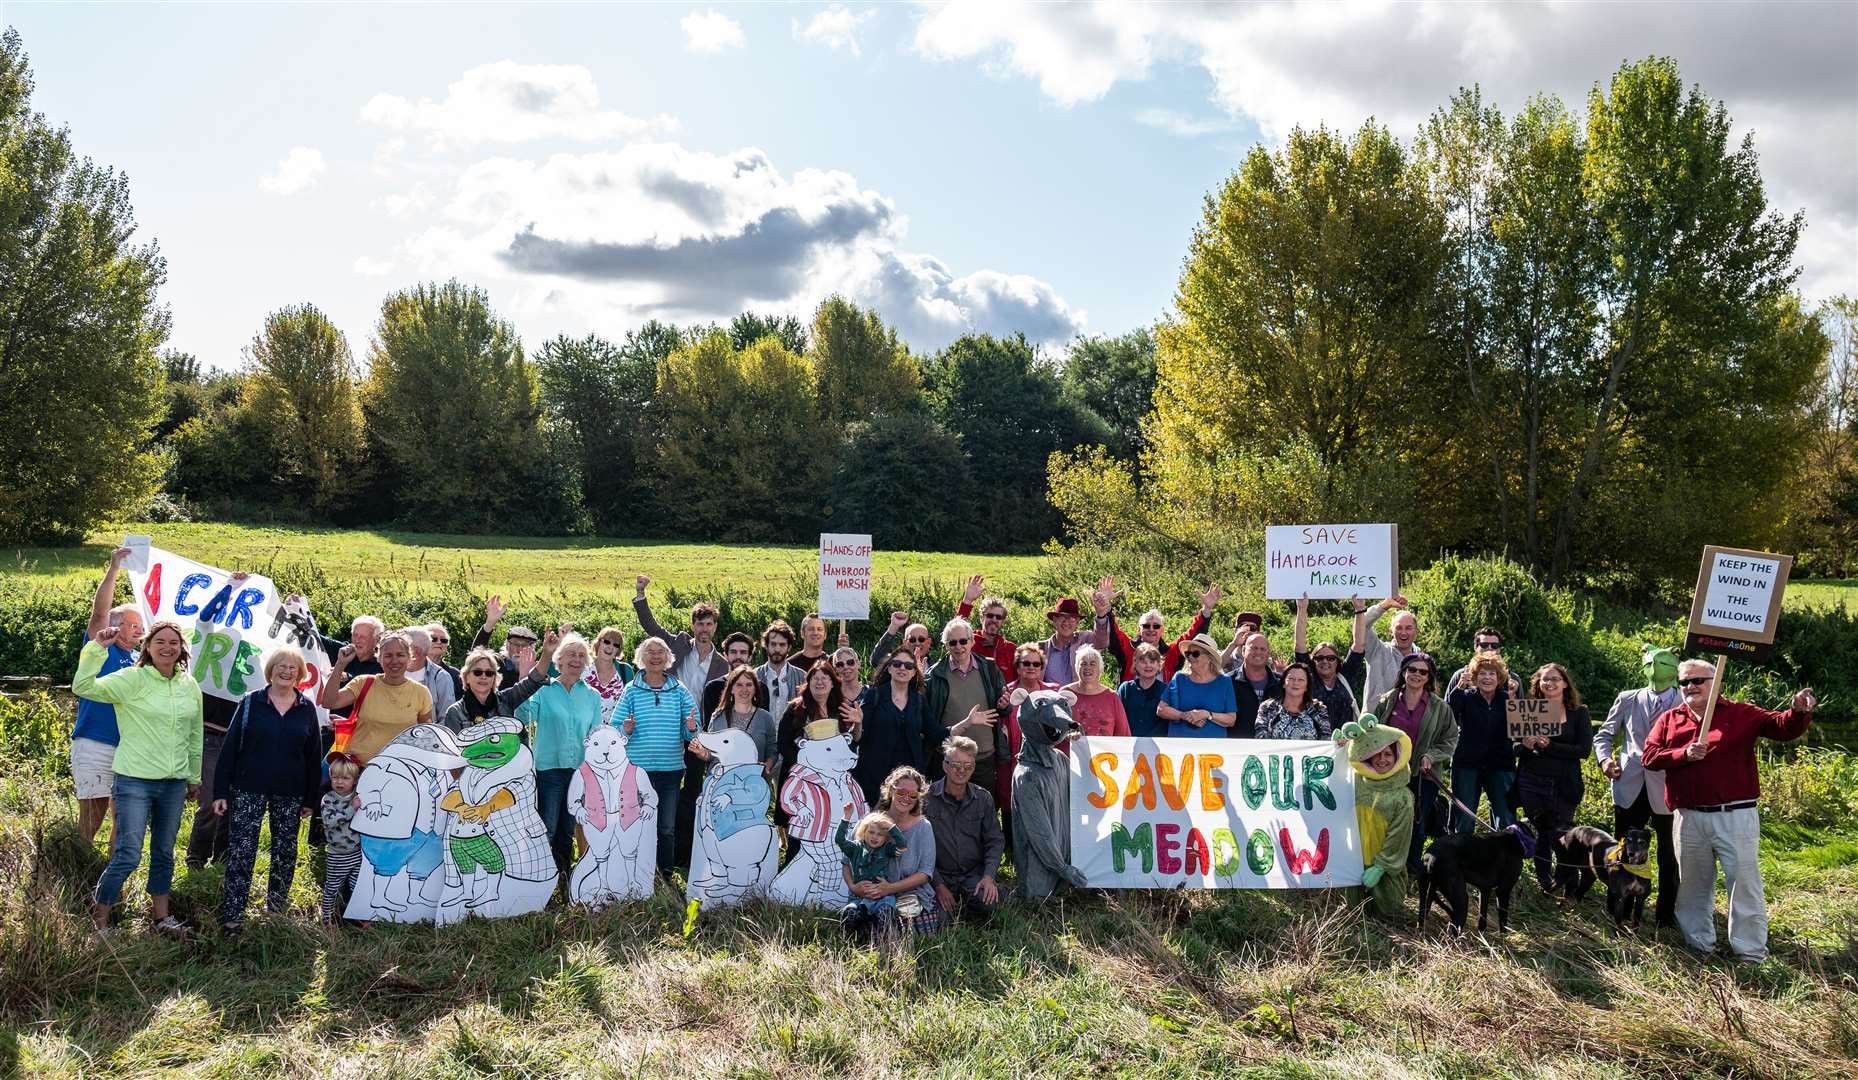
[320,757,364,924]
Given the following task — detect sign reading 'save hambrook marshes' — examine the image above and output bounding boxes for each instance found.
[1265,524,1399,600]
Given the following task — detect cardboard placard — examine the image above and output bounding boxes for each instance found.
[1265,524,1399,600]
[1506,697,1565,740]
[817,533,872,620]
[1684,546,1792,663]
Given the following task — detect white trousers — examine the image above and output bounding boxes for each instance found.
[1673,806,1768,961]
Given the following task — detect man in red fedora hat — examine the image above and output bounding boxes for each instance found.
[1039,576,1118,686]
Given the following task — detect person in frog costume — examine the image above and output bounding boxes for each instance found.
[1593,645,1681,928]
[1335,715,1414,918]
[438,716,556,920]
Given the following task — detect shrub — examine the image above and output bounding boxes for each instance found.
[0,692,69,779]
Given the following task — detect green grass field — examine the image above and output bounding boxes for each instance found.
[5,522,1044,596]
[1787,580,1858,612]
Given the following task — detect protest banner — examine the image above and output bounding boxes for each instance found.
[1506,698,1565,740]
[125,544,328,719]
[1265,524,1398,600]
[1685,545,1792,664]
[817,533,873,621]
[1069,736,1361,889]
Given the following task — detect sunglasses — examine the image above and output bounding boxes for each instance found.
[982,612,1005,620]
[833,659,859,668]
[1406,668,1433,678]
[890,660,917,671]
[431,637,449,645]
[1678,676,1712,687]
[947,637,971,646]
[1184,650,1205,660]
[943,760,975,771]
[467,667,498,678]
[906,637,930,645]
[1140,622,1164,631]
[1017,659,1044,668]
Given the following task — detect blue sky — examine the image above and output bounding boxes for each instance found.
[8,2,1854,369]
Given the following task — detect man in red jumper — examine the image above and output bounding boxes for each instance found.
[955,575,1017,682]
[1642,658,1815,962]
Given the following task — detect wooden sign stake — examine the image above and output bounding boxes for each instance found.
[1696,654,1727,742]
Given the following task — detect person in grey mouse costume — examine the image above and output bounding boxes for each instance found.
[1010,687,1089,898]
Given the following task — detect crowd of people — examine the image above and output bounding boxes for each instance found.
[67,549,1816,960]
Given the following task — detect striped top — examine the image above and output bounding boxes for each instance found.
[614,674,698,772]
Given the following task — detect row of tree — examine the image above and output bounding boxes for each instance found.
[132,288,1157,550]
[1050,56,1852,588]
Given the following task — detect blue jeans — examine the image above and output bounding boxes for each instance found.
[1452,766,1516,833]
[96,776,188,905]
[647,769,682,874]
[536,767,575,867]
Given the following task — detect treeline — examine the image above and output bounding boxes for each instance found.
[145,291,1152,550]
[1049,57,1856,591]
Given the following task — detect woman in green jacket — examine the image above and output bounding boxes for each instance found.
[74,619,204,936]
[1366,651,1458,876]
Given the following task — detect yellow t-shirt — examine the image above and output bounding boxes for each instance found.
[347,675,433,763]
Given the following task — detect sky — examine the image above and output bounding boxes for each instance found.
[7,1,1855,370]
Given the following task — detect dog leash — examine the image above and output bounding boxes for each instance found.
[1420,763,1498,835]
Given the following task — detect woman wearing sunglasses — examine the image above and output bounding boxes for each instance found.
[443,633,561,733]
[851,649,931,807]
[1366,651,1456,873]
[1292,594,1358,730]
[1155,634,1237,739]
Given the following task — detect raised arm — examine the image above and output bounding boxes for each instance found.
[1293,594,1309,656]
[72,632,135,704]
[87,547,130,640]
[631,574,676,644]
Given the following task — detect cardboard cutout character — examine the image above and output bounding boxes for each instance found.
[568,725,657,906]
[686,727,780,909]
[1012,687,1088,898]
[437,717,556,921]
[347,724,466,922]
[770,717,865,908]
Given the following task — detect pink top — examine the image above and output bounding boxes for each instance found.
[1064,689,1130,753]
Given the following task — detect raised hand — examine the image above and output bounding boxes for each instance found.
[1198,583,1222,614]
[1794,687,1818,713]
[484,594,504,628]
[94,626,120,647]
[1386,593,1410,609]
[110,546,132,566]
[962,574,985,605]
[335,643,356,667]
[1295,592,1309,616]
[964,704,998,728]
[634,574,651,595]
[887,611,908,632]
[1091,575,1120,616]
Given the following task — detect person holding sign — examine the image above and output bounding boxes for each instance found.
[1510,664,1591,892]
[74,545,147,845]
[74,620,202,937]
[1447,653,1517,833]
[1642,660,1815,962]
[1352,594,1421,706]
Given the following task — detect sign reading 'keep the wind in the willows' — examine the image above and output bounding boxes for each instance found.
[1068,737,1361,889]
[1685,545,1793,663]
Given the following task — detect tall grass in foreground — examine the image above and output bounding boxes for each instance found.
[1,766,1856,1078]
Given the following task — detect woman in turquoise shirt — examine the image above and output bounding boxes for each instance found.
[518,632,603,869]
[73,619,203,936]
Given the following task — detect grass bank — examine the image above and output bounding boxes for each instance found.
[2,698,1857,1078]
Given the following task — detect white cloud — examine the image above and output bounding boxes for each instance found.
[1134,108,1237,138]
[361,61,674,148]
[682,10,747,53]
[370,130,1082,350]
[257,146,327,195]
[370,186,433,220]
[352,255,395,277]
[797,5,877,56]
[912,0,1858,301]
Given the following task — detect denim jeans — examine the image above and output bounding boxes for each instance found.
[1452,766,1516,833]
[535,767,575,868]
[96,775,189,906]
[647,769,683,874]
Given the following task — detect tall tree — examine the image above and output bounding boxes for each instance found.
[534,332,659,533]
[728,311,808,355]
[923,332,1110,548]
[653,331,829,540]
[1061,329,1157,461]
[1550,57,1802,579]
[808,295,921,425]
[245,303,364,513]
[0,28,168,543]
[360,280,580,533]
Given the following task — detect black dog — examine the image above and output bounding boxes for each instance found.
[1552,825,1656,932]
[1419,823,1535,934]
[1552,824,1616,903]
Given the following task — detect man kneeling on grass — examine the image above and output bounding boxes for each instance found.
[1642,659,1815,963]
[922,736,1004,922]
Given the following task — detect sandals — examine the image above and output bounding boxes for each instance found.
[151,916,188,939]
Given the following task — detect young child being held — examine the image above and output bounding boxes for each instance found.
[320,756,366,927]
[1334,716,1414,918]
[836,810,909,940]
